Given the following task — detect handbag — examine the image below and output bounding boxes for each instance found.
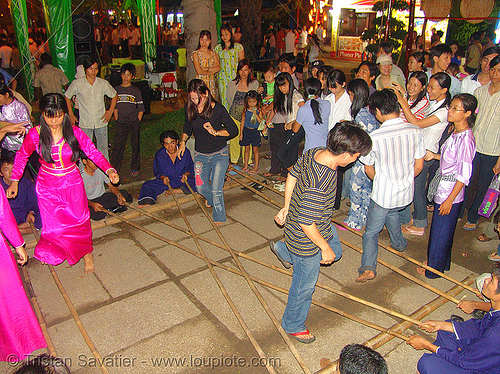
[427,172,456,202]
[479,174,500,218]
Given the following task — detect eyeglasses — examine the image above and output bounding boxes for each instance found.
[449,107,466,112]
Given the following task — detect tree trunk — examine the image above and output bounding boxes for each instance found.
[238,0,262,61]
[181,0,217,83]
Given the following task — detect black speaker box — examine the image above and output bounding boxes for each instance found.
[72,15,98,67]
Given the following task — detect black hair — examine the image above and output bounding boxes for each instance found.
[304,78,323,125]
[327,69,346,90]
[39,93,81,164]
[369,89,400,116]
[408,71,428,109]
[263,65,275,75]
[186,79,214,121]
[219,23,234,50]
[233,59,255,84]
[429,44,452,68]
[491,263,500,295]
[0,81,12,98]
[196,30,212,50]
[378,41,394,55]
[338,344,388,374]
[159,130,179,144]
[274,72,296,115]
[452,93,477,128]
[0,150,15,166]
[482,46,500,60]
[82,57,99,72]
[282,54,296,70]
[447,61,460,75]
[39,52,52,67]
[357,61,378,79]
[120,62,136,76]
[490,55,500,70]
[318,65,335,96]
[346,79,369,119]
[409,51,426,70]
[326,121,372,156]
[12,354,71,374]
[243,90,262,112]
[429,72,451,109]
[471,31,482,41]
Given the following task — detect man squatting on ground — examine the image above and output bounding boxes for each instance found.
[407,263,500,374]
[271,122,372,343]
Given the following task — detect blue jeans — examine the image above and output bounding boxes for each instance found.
[194,146,229,222]
[275,224,343,333]
[461,152,498,224]
[359,199,408,275]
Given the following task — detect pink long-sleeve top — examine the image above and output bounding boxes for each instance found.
[12,125,114,181]
[434,128,476,205]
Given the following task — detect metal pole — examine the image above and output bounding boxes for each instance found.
[405,0,416,76]
[384,0,393,41]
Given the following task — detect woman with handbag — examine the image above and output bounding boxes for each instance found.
[418,94,477,278]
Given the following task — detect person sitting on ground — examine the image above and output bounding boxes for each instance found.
[337,344,388,374]
[138,130,195,206]
[407,263,500,374]
[271,122,372,344]
[80,152,132,221]
[0,152,41,234]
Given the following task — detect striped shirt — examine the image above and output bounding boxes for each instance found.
[360,117,425,209]
[474,83,500,156]
[284,148,337,256]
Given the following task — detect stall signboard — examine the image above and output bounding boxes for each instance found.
[338,36,363,60]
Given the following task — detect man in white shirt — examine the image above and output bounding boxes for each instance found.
[285,27,295,54]
[64,57,117,160]
[119,22,130,57]
[356,89,425,283]
[33,53,69,99]
[0,38,12,71]
[128,24,142,59]
[426,44,461,97]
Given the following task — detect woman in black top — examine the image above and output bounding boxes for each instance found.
[177,79,238,223]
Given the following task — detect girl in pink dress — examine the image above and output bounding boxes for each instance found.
[0,186,46,361]
[7,93,119,274]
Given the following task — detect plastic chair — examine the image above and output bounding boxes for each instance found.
[158,72,185,108]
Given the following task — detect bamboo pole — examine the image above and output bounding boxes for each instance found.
[24,181,240,250]
[340,239,461,304]
[125,203,426,327]
[314,275,474,374]
[332,219,477,294]
[101,207,411,345]
[182,182,312,374]
[29,225,109,374]
[163,182,277,374]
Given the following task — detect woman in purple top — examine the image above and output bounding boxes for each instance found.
[419,94,477,279]
[0,82,31,153]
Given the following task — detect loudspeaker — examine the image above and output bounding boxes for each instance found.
[72,15,98,67]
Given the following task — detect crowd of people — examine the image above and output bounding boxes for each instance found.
[2,18,500,373]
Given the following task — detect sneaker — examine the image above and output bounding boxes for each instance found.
[269,241,291,269]
[273,182,286,192]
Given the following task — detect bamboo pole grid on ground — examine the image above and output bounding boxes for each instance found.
[19,173,475,373]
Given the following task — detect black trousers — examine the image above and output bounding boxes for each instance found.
[268,123,287,177]
[277,127,305,170]
[111,121,140,172]
[89,190,133,220]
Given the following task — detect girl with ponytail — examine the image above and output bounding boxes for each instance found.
[295,77,330,151]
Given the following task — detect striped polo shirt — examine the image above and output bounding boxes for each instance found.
[284,147,337,257]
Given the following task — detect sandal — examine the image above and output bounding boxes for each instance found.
[463,222,477,231]
[488,252,500,262]
[289,329,316,344]
[131,170,139,177]
[263,172,279,177]
[427,204,434,212]
[402,225,425,236]
[477,234,492,242]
